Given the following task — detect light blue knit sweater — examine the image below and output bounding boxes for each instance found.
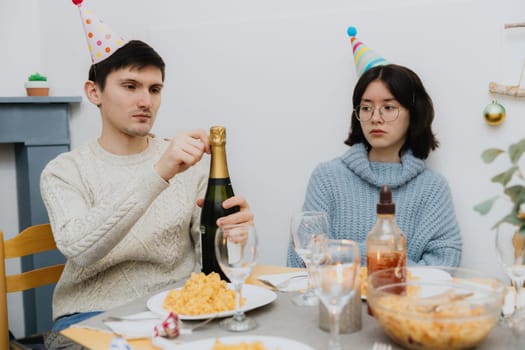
[287,143,462,267]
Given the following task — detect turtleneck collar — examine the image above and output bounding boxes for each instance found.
[340,143,426,188]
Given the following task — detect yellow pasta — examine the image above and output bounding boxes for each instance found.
[163,272,242,315]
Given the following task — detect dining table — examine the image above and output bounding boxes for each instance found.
[51,265,515,350]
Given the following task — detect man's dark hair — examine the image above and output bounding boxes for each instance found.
[345,64,439,159]
[88,40,165,90]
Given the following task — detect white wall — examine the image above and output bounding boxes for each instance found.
[1,0,524,337]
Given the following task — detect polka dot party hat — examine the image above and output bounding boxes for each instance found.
[72,0,128,64]
[347,26,388,77]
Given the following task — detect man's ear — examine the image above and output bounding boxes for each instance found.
[84,80,101,107]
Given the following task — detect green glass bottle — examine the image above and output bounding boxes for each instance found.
[200,126,239,281]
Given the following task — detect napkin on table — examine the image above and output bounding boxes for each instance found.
[257,271,308,292]
[102,311,197,340]
[102,311,161,339]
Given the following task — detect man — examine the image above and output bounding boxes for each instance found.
[40,39,254,331]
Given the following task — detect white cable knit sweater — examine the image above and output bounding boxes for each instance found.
[40,136,207,320]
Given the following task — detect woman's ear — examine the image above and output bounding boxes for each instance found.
[84,80,101,107]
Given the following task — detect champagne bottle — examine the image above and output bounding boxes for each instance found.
[200,126,239,281]
[366,185,407,315]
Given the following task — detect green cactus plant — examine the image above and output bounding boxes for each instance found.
[27,72,48,82]
[25,72,49,96]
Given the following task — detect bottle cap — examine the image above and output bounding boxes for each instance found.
[377,185,395,215]
[209,126,226,146]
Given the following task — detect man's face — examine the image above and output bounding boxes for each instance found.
[96,65,164,138]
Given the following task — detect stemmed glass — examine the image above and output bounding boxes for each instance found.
[290,211,329,306]
[316,239,360,350]
[215,223,258,331]
[496,222,525,324]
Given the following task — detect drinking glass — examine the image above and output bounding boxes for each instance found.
[215,223,258,331]
[290,211,329,306]
[316,239,360,350]
[496,222,525,324]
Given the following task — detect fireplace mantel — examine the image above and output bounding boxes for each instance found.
[0,96,81,335]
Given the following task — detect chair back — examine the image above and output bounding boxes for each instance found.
[0,223,64,349]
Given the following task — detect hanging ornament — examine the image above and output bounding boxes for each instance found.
[483,99,506,126]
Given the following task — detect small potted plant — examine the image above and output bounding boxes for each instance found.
[25,72,49,96]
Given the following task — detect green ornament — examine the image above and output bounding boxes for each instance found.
[483,99,506,126]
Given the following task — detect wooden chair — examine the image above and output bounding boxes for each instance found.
[0,224,65,350]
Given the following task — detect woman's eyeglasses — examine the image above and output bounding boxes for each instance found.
[354,104,401,122]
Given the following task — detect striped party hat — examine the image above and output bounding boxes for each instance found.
[72,0,128,64]
[347,26,388,77]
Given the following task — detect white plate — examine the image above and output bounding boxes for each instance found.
[362,267,452,300]
[162,335,315,350]
[147,284,277,320]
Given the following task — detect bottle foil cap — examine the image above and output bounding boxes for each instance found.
[209,126,226,146]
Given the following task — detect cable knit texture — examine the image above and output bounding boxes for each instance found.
[287,143,462,268]
[40,136,207,320]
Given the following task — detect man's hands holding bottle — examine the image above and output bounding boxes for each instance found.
[155,129,210,181]
[197,196,254,230]
[202,196,253,244]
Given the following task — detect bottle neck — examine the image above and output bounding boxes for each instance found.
[209,145,230,179]
[376,213,396,220]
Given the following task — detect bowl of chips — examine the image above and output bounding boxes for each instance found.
[366,266,505,350]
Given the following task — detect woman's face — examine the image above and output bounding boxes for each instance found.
[358,80,410,162]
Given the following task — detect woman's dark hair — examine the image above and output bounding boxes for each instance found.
[345,64,438,159]
[88,40,165,90]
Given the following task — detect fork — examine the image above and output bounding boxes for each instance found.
[372,342,392,350]
[179,315,216,334]
[259,274,307,291]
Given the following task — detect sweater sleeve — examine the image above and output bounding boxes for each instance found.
[410,177,462,267]
[40,157,168,267]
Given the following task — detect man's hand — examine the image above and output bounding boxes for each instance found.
[155,129,210,181]
[196,196,254,227]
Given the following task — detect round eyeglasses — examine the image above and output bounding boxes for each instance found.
[354,104,401,122]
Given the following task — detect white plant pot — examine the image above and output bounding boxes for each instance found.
[25,81,50,96]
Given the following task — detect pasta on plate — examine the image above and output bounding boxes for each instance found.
[163,272,244,315]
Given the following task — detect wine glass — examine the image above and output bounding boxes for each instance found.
[496,222,525,324]
[215,223,258,331]
[290,211,329,306]
[316,239,360,350]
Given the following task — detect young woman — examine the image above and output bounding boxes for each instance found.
[287,64,462,267]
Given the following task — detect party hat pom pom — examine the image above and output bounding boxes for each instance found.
[72,0,83,6]
[347,26,357,37]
